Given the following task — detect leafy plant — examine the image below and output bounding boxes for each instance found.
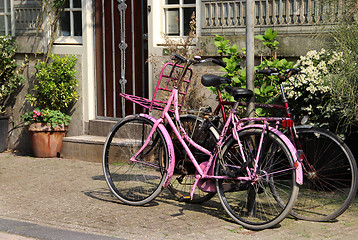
[322,0,358,131]
[211,35,245,102]
[254,28,294,115]
[26,54,79,113]
[214,35,245,87]
[255,28,279,52]
[213,29,293,113]
[22,108,71,127]
[0,36,28,115]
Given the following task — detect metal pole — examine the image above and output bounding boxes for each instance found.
[10,0,15,36]
[246,0,255,117]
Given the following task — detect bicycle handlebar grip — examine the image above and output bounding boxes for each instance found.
[256,68,278,75]
[212,58,227,68]
[171,54,187,63]
[292,68,301,74]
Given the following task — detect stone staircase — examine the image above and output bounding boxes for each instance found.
[61,120,117,163]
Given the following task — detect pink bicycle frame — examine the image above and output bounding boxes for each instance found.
[130,85,303,200]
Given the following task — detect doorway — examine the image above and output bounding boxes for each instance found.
[94,0,148,119]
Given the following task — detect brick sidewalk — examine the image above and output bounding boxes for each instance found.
[0,152,357,240]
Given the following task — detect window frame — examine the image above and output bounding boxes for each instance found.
[55,0,83,45]
[162,0,197,38]
[0,0,15,36]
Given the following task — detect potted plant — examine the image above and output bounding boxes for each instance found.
[0,36,27,152]
[22,109,71,157]
[24,53,79,157]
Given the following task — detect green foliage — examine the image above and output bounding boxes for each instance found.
[212,35,245,96]
[254,28,279,51]
[22,108,71,127]
[255,58,294,104]
[26,54,79,113]
[0,36,28,114]
[213,29,293,116]
[324,2,358,131]
[52,0,66,8]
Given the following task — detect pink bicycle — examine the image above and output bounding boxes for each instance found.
[171,65,357,222]
[102,54,303,230]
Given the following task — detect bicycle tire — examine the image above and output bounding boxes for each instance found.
[167,115,219,203]
[102,115,169,206]
[215,127,299,230]
[289,126,358,221]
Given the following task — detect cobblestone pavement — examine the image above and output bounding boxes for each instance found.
[0,152,357,240]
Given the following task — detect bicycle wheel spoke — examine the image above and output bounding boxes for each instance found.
[103,115,169,205]
[216,128,298,230]
[290,127,357,221]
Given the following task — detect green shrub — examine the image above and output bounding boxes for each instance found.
[0,36,27,114]
[26,54,79,113]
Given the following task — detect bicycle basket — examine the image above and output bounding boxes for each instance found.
[120,62,193,113]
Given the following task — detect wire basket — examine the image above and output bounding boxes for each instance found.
[120,62,193,113]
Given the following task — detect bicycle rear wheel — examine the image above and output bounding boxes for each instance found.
[102,115,169,206]
[168,115,219,203]
[290,126,358,221]
[215,128,299,230]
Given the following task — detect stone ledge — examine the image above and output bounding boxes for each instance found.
[63,135,107,145]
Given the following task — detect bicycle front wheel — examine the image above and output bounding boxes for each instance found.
[102,115,169,205]
[290,126,358,221]
[215,128,299,230]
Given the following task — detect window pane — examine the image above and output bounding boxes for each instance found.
[64,0,70,8]
[0,16,4,35]
[6,0,11,10]
[59,11,70,36]
[184,0,196,4]
[73,0,81,8]
[166,0,179,4]
[73,11,82,36]
[1,0,10,11]
[165,9,179,36]
[183,7,195,36]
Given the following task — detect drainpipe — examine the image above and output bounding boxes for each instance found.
[246,0,255,118]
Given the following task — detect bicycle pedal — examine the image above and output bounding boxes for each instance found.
[178,196,191,202]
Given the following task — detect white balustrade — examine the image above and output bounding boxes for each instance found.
[201,0,343,34]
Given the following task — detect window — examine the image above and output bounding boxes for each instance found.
[163,0,196,36]
[57,0,82,44]
[0,0,14,36]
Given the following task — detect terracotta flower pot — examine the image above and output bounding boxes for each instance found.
[28,123,68,158]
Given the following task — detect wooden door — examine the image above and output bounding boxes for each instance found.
[95,0,148,119]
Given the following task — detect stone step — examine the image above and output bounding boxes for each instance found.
[88,119,117,136]
[61,119,119,162]
[61,119,149,162]
[61,134,143,163]
[61,135,106,163]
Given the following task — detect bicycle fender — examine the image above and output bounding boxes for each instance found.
[237,125,303,185]
[139,114,175,188]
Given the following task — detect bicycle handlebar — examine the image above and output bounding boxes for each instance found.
[171,54,230,68]
[256,68,302,83]
[256,68,279,75]
[256,68,301,77]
